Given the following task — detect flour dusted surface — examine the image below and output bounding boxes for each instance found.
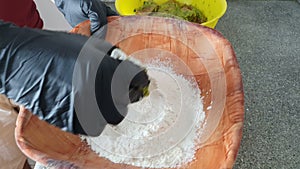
[82,63,205,168]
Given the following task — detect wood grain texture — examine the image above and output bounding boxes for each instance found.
[15,16,244,169]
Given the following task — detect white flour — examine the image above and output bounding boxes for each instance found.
[82,63,205,168]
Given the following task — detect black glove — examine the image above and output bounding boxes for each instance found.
[54,0,118,34]
[94,53,150,125]
[0,21,149,136]
[109,47,150,103]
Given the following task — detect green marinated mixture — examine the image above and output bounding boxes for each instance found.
[135,0,207,24]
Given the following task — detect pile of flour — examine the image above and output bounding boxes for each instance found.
[82,63,205,168]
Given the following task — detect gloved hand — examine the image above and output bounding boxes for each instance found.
[93,51,150,132]
[109,47,150,103]
[54,0,118,36]
[0,21,149,136]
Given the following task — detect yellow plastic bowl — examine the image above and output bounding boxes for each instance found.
[115,0,227,28]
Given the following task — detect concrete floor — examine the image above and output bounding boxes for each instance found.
[216,1,300,168]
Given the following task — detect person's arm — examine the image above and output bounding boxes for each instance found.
[0,20,149,136]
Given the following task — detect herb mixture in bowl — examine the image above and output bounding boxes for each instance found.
[135,0,207,24]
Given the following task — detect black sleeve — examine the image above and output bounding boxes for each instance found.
[0,20,87,133]
[0,21,148,136]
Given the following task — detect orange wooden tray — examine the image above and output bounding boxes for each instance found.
[15,16,244,169]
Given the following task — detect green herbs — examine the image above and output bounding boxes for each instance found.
[136,0,159,13]
[135,0,207,24]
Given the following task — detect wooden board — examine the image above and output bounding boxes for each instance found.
[15,16,244,169]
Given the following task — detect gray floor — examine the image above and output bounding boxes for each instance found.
[216,1,300,169]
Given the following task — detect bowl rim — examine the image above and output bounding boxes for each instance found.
[203,0,227,27]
